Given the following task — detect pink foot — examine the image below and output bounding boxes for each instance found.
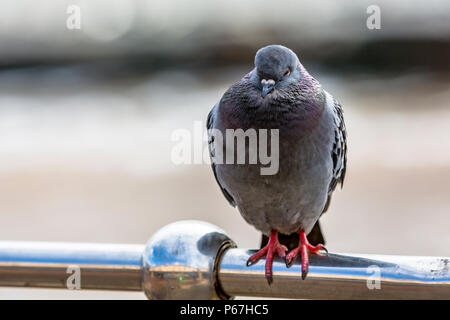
[246,230,287,285]
[285,229,328,280]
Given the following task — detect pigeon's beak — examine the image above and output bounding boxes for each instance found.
[261,79,275,98]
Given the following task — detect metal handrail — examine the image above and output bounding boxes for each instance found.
[0,241,143,291]
[0,220,449,299]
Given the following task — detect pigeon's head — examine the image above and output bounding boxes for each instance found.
[253,45,301,98]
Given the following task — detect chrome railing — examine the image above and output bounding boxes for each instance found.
[0,220,449,299]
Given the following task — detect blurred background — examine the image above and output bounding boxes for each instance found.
[0,0,449,299]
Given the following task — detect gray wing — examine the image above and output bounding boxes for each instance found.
[321,92,347,214]
[328,95,347,194]
[207,104,236,207]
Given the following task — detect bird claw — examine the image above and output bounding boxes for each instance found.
[246,258,256,267]
[301,266,309,280]
[285,255,296,268]
[312,245,328,257]
[281,255,289,267]
[266,274,273,285]
[285,259,293,268]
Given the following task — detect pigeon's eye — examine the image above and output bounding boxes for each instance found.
[284,68,291,77]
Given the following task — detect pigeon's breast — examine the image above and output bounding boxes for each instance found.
[213,93,334,235]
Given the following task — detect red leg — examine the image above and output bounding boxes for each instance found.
[285,229,328,280]
[246,230,287,285]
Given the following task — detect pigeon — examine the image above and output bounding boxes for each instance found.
[207,45,347,283]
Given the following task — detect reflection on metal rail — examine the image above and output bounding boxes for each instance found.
[0,220,449,299]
